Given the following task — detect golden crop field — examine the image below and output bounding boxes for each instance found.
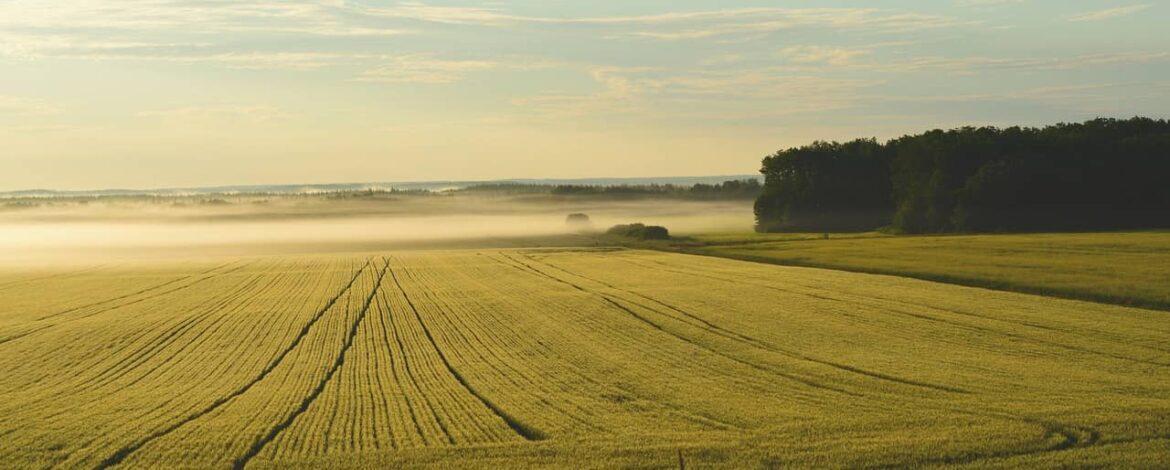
[1,249,1168,469]
[685,231,1170,310]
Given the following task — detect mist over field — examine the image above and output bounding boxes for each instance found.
[0,194,752,263]
[4,0,1169,467]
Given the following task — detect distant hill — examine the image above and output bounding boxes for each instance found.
[2,175,761,199]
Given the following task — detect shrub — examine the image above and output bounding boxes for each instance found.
[606,223,670,240]
[566,213,591,226]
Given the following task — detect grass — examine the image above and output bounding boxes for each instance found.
[0,249,1168,468]
[669,231,1170,311]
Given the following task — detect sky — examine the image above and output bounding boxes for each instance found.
[1,1,1168,191]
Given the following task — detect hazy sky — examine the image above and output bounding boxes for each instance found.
[2,1,1168,190]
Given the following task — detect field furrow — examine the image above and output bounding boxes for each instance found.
[0,248,1166,469]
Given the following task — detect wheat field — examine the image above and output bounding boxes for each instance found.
[1,249,1167,469]
[688,231,1170,310]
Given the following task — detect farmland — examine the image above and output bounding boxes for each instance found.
[676,231,1170,310]
[1,249,1168,468]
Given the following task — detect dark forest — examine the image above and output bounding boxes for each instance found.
[755,117,1170,233]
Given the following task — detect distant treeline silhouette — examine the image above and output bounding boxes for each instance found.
[464,179,762,200]
[755,117,1170,233]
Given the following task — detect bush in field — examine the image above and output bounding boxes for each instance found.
[566,213,592,228]
[606,223,670,240]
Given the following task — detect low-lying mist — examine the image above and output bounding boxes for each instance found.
[0,194,753,264]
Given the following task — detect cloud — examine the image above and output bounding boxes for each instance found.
[0,0,427,77]
[0,1,962,75]
[621,10,961,40]
[0,38,376,70]
[196,52,363,71]
[507,46,1168,123]
[0,96,61,116]
[1067,4,1152,22]
[779,46,871,66]
[0,1,409,36]
[354,55,500,84]
[0,1,411,64]
[955,0,1025,6]
[689,10,951,35]
[0,32,212,59]
[868,51,1170,73]
[354,54,568,84]
[0,29,406,71]
[137,105,296,122]
[512,66,876,121]
[766,48,1170,74]
[369,4,962,40]
[883,81,1170,115]
[365,3,517,26]
[510,67,650,118]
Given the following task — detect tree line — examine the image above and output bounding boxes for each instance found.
[552,179,761,199]
[462,179,762,200]
[755,117,1170,233]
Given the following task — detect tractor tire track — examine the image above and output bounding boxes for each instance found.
[372,288,420,448]
[84,269,274,393]
[14,262,272,403]
[465,254,737,432]
[482,254,799,399]
[497,253,863,397]
[0,263,241,348]
[94,260,371,470]
[380,284,456,446]
[89,266,285,394]
[40,267,282,469]
[230,258,388,470]
[0,264,107,292]
[863,410,1103,469]
[623,256,1170,369]
[842,287,1170,356]
[38,261,239,321]
[0,262,261,401]
[0,325,52,345]
[387,263,545,442]
[519,253,970,394]
[399,259,606,435]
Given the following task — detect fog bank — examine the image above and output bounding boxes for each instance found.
[0,195,753,264]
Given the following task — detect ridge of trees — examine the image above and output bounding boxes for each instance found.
[463,179,762,200]
[755,117,1170,233]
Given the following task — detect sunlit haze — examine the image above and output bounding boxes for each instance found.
[2,1,1168,190]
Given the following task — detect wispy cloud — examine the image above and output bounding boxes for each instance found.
[0,96,61,116]
[884,81,1170,115]
[0,1,962,73]
[0,32,211,59]
[869,51,1170,73]
[369,4,961,40]
[505,46,1169,123]
[137,105,296,122]
[512,66,876,121]
[354,55,500,84]
[511,67,650,118]
[622,10,960,40]
[778,46,871,66]
[0,36,377,70]
[764,49,1170,74]
[0,1,411,65]
[955,0,1026,6]
[1067,4,1152,22]
[0,1,410,35]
